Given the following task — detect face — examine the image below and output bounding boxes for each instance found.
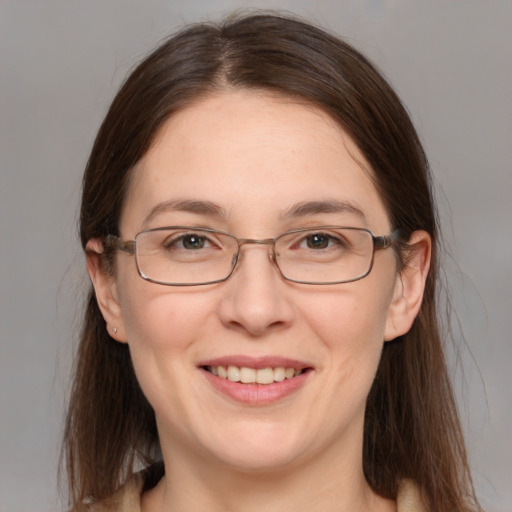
[92,90,417,474]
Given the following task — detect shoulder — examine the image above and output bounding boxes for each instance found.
[397,480,428,512]
[86,473,144,512]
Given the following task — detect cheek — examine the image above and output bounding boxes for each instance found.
[116,285,216,422]
[117,268,212,345]
[300,280,395,382]
[116,276,208,372]
[305,287,392,348]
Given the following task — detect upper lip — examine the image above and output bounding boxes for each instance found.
[197,355,312,370]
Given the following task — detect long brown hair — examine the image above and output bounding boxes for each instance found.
[63,12,481,511]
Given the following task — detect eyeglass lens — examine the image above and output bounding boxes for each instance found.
[132,227,377,286]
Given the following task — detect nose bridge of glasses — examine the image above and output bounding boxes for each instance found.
[234,238,278,264]
[237,237,275,247]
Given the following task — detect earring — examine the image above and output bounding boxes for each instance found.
[112,327,118,334]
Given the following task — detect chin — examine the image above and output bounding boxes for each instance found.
[195,422,312,473]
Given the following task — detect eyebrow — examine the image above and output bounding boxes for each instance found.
[281,199,367,222]
[142,199,227,227]
[142,198,367,227]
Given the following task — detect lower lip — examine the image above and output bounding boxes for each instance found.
[201,368,311,405]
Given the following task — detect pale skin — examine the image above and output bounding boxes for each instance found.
[87,90,431,512]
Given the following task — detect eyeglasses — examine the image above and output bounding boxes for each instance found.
[105,226,398,286]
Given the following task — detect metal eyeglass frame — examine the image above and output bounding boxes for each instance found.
[104,226,400,286]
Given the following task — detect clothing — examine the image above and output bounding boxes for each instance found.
[86,473,427,512]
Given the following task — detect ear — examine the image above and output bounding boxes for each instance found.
[86,238,128,343]
[384,230,432,342]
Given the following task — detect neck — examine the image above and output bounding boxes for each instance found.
[142,430,395,512]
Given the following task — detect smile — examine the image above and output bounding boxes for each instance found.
[199,357,313,405]
[205,365,303,385]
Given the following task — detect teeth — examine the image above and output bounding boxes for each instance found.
[274,367,285,382]
[256,367,274,384]
[227,365,240,382]
[240,367,256,383]
[207,365,304,385]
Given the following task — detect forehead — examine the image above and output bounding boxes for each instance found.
[121,90,390,234]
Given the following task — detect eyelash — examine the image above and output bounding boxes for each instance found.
[294,232,346,250]
[163,233,217,250]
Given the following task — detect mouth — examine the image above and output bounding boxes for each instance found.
[202,365,307,385]
[198,357,313,404]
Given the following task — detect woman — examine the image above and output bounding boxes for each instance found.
[63,13,482,511]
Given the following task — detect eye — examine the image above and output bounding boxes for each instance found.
[298,232,345,250]
[181,233,207,250]
[304,233,333,249]
[163,232,214,250]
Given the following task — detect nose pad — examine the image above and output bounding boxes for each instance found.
[269,248,278,266]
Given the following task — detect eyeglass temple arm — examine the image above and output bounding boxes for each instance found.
[104,229,402,254]
[374,230,401,251]
[104,235,136,254]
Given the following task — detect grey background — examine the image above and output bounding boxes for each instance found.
[0,1,510,511]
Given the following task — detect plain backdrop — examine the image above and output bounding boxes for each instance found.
[0,1,511,511]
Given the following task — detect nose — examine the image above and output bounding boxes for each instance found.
[217,243,295,337]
